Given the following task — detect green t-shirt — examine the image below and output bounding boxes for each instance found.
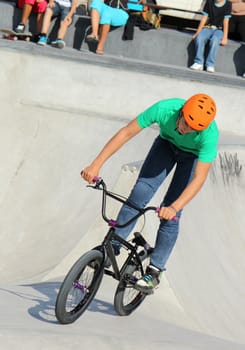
[137,98,219,162]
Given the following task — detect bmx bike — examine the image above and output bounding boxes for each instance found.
[55,177,159,324]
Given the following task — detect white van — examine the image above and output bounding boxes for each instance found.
[156,0,205,19]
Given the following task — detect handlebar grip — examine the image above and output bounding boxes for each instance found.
[156,207,178,222]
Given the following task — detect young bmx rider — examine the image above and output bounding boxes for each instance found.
[81,93,218,294]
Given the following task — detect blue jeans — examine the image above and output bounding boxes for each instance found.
[194,28,224,67]
[114,136,197,270]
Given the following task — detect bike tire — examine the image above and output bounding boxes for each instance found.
[114,253,149,316]
[55,249,104,324]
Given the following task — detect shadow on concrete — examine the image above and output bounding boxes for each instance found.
[186,40,195,67]
[25,281,116,325]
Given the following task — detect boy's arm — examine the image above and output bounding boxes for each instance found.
[81,119,142,183]
[159,161,212,220]
[69,0,78,15]
[220,17,230,45]
[64,0,77,22]
[192,15,208,39]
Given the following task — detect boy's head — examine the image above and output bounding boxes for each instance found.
[182,93,216,131]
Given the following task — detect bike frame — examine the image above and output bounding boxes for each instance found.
[90,177,156,282]
[101,228,146,280]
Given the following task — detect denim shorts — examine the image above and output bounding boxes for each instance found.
[49,1,72,21]
[90,0,129,26]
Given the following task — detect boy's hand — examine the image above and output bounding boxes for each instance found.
[81,165,100,184]
[192,31,201,40]
[158,206,177,221]
[220,37,228,46]
[64,15,72,25]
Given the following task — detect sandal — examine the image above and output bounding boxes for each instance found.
[86,34,99,42]
[96,49,104,55]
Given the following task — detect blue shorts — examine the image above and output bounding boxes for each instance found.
[90,0,129,26]
[49,1,72,21]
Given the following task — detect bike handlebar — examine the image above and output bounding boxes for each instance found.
[87,177,177,227]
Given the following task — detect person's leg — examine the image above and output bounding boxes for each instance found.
[150,149,198,271]
[237,15,245,43]
[87,0,104,40]
[89,8,101,39]
[34,0,47,35]
[55,22,69,41]
[193,28,212,65]
[37,5,55,45]
[56,7,72,40]
[113,137,176,249]
[40,6,54,34]
[228,15,238,40]
[96,24,110,53]
[15,0,34,32]
[95,7,128,53]
[20,3,33,25]
[206,29,223,68]
[36,12,44,34]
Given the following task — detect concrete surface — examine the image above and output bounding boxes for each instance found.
[0,38,245,350]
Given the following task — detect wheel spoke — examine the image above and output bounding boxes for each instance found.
[55,250,104,323]
[114,255,149,316]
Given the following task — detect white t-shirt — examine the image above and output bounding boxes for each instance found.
[56,0,72,8]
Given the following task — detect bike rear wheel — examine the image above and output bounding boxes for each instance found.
[114,253,149,316]
[55,249,104,324]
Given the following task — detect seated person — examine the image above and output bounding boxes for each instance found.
[228,0,245,42]
[15,0,48,38]
[190,0,232,73]
[37,0,77,48]
[86,0,129,54]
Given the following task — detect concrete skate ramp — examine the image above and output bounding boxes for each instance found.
[0,45,245,349]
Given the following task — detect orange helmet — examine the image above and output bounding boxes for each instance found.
[182,94,216,131]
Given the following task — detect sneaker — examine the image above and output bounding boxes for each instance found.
[206,66,215,73]
[190,63,203,71]
[135,265,162,294]
[37,35,47,46]
[15,23,25,34]
[51,39,65,49]
[31,34,41,43]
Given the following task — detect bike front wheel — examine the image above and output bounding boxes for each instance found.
[55,249,104,324]
[114,253,149,316]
